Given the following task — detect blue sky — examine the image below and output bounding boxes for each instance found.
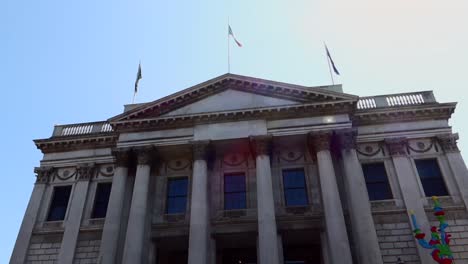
[1,0,468,261]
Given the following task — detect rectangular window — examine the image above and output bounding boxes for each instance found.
[362,163,393,201]
[166,178,188,214]
[224,173,246,210]
[283,169,308,206]
[91,183,112,219]
[47,185,72,221]
[415,159,448,197]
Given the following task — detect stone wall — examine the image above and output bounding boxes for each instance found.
[26,234,62,264]
[73,231,102,264]
[431,219,468,264]
[375,222,420,264]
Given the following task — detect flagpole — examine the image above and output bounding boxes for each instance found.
[324,43,335,85]
[228,17,231,73]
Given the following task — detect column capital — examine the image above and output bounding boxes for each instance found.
[250,135,272,156]
[34,167,54,184]
[385,137,408,156]
[135,147,155,165]
[112,148,131,167]
[309,131,333,152]
[437,134,460,153]
[337,128,358,151]
[192,140,210,161]
[77,163,96,181]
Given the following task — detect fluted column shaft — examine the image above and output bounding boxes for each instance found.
[122,148,153,264]
[338,129,383,264]
[99,149,130,264]
[188,141,211,264]
[311,132,353,264]
[386,138,433,264]
[10,168,51,264]
[252,136,280,264]
[57,165,94,263]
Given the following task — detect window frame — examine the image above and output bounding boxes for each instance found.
[46,185,73,222]
[361,162,393,201]
[223,172,247,210]
[282,168,309,207]
[413,158,449,197]
[165,177,189,215]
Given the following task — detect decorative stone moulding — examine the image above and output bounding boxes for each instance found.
[136,147,156,165]
[223,153,247,167]
[356,143,385,157]
[309,131,332,152]
[437,134,460,153]
[407,139,438,154]
[167,159,191,171]
[34,167,54,184]
[337,128,358,151]
[192,141,210,161]
[77,164,97,181]
[250,135,272,157]
[385,137,408,156]
[279,150,304,163]
[113,148,131,167]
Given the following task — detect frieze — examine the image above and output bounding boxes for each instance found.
[55,167,77,181]
[406,139,438,154]
[97,165,115,177]
[437,134,460,153]
[278,150,304,163]
[167,158,191,171]
[223,153,247,167]
[356,143,385,157]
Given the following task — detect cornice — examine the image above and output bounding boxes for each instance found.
[34,133,118,154]
[111,100,356,133]
[354,103,456,125]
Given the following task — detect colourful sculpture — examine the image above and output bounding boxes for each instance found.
[409,196,454,264]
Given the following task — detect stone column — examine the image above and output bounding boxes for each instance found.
[320,231,330,264]
[310,132,353,264]
[57,164,94,263]
[10,167,52,264]
[188,141,211,264]
[386,138,433,264]
[438,134,468,209]
[122,148,153,264]
[251,135,280,264]
[338,129,383,264]
[99,149,130,264]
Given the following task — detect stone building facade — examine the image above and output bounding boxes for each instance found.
[10,74,468,264]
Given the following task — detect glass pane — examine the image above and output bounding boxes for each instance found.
[224,192,246,210]
[421,178,448,197]
[284,189,308,206]
[92,183,112,218]
[224,174,246,193]
[167,197,187,214]
[415,159,442,179]
[168,178,188,196]
[283,169,306,189]
[47,185,72,221]
[362,163,388,183]
[415,159,448,196]
[367,182,392,201]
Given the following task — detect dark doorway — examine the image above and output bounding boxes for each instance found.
[284,245,321,264]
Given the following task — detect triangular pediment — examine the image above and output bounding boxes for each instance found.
[162,89,300,117]
[109,74,358,123]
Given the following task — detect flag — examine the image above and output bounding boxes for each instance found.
[228,25,243,47]
[325,45,340,75]
[134,63,142,93]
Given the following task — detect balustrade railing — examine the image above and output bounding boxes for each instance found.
[52,121,113,137]
[357,91,435,110]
